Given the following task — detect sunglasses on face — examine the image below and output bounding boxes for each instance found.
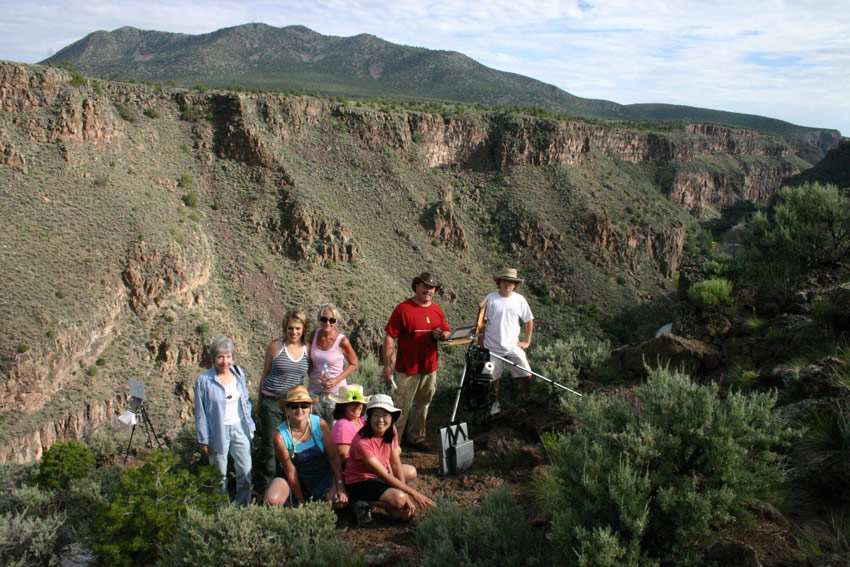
[318,316,337,324]
[288,403,311,410]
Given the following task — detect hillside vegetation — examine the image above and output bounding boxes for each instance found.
[40,24,842,149]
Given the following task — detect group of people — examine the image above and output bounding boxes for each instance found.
[193,268,535,524]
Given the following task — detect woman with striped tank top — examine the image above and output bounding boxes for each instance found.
[254,309,311,497]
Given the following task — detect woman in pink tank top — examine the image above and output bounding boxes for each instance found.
[308,303,359,421]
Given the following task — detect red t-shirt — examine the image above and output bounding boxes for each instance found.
[343,426,400,484]
[385,298,450,375]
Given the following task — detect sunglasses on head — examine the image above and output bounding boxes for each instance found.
[318,316,337,324]
[288,403,311,410]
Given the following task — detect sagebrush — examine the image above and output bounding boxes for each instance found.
[538,365,798,567]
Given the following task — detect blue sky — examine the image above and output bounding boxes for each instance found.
[1,0,847,135]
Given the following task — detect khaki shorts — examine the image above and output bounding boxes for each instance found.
[489,348,531,380]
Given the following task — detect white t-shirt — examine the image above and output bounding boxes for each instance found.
[222,379,241,426]
[482,291,534,355]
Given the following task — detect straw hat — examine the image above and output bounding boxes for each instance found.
[277,385,318,410]
[493,267,523,284]
[329,384,371,405]
[366,394,402,420]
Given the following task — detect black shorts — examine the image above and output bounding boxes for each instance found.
[346,479,391,502]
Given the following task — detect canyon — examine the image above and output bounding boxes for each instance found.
[0,61,825,462]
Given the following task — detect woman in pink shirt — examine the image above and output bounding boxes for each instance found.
[343,394,434,525]
[308,303,359,422]
[330,384,370,464]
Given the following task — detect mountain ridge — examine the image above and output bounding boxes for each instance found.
[41,24,841,150]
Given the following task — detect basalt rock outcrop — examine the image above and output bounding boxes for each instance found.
[153,84,816,224]
[581,212,687,277]
[123,242,213,313]
[274,192,361,264]
[607,333,723,380]
[425,189,469,252]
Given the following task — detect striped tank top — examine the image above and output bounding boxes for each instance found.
[262,343,309,397]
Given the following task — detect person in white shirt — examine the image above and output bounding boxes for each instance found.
[478,268,534,415]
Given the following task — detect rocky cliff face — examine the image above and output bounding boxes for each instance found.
[0,62,822,462]
[580,213,687,277]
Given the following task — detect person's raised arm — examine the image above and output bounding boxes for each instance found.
[273,430,305,505]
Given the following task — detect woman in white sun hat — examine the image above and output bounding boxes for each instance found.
[343,394,434,525]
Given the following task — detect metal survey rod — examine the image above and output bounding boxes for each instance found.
[449,360,468,423]
[488,351,582,397]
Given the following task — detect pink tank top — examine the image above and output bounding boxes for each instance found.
[308,332,347,394]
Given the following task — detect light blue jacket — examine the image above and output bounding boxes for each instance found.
[194,366,257,454]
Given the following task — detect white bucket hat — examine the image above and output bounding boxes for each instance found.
[366,394,402,420]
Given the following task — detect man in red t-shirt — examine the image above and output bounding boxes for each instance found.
[382,272,451,451]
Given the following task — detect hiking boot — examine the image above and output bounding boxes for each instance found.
[353,500,374,527]
[490,401,501,416]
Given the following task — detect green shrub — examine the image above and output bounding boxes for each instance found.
[94,450,224,567]
[539,366,797,566]
[0,511,66,567]
[157,503,354,567]
[415,489,538,567]
[0,484,57,516]
[85,427,131,465]
[182,191,199,208]
[35,441,95,491]
[115,103,138,122]
[180,105,204,122]
[348,354,391,395]
[143,107,162,119]
[534,334,611,394]
[797,404,850,456]
[61,476,110,541]
[687,278,734,309]
[177,174,193,188]
[811,297,840,327]
[745,182,850,271]
[59,60,86,87]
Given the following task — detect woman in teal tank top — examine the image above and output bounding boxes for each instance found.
[264,385,348,507]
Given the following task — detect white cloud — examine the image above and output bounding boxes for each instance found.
[0,0,846,133]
